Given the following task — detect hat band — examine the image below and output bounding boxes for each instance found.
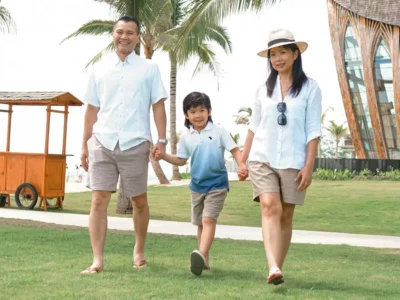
[268,38,295,48]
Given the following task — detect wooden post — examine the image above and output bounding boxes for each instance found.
[44,104,51,154]
[6,104,12,152]
[62,104,69,155]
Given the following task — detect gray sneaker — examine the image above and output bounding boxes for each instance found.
[190,250,205,276]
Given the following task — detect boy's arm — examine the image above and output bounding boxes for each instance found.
[230,147,241,165]
[162,153,187,166]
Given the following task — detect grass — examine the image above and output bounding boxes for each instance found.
[5,180,400,236]
[1,221,399,300]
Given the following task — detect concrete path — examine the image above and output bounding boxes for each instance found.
[1,209,399,249]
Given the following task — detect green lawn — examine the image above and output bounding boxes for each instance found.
[5,180,400,236]
[1,222,399,300]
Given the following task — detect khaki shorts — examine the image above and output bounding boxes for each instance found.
[248,161,306,205]
[191,189,227,226]
[87,135,150,198]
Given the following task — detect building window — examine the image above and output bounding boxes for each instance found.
[374,39,399,159]
[344,23,377,158]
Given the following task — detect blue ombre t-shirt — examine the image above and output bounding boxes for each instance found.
[177,122,238,194]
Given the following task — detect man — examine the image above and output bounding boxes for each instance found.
[80,16,168,274]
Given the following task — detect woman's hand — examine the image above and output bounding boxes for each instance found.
[237,162,248,181]
[295,165,313,191]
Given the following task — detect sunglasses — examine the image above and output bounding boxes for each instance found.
[277,102,287,126]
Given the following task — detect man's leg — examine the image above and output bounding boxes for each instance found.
[82,190,112,273]
[131,192,149,266]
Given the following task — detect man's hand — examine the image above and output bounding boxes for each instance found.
[152,142,166,160]
[81,146,89,172]
[237,162,248,181]
[295,165,313,191]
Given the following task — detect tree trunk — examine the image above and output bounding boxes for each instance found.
[116,181,133,214]
[335,139,339,159]
[169,52,181,181]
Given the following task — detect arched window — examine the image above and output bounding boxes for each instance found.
[344,23,377,158]
[374,39,399,159]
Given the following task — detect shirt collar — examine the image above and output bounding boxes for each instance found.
[190,121,214,133]
[113,51,136,65]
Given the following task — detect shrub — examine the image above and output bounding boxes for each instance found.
[312,168,399,181]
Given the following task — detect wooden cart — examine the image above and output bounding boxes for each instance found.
[0,92,83,210]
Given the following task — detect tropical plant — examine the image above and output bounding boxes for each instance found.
[0,2,15,33]
[318,106,334,157]
[234,106,252,125]
[326,120,348,159]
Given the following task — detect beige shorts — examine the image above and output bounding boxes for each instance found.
[87,135,150,198]
[248,161,306,205]
[191,189,228,226]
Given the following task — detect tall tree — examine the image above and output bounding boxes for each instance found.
[318,106,334,157]
[326,120,348,159]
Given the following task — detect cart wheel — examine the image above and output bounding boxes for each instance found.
[15,183,38,209]
[0,195,6,207]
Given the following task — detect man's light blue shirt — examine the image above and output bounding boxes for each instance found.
[83,51,168,151]
[177,122,238,194]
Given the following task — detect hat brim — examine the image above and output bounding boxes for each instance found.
[257,41,308,58]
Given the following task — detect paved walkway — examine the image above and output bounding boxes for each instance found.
[1,209,399,249]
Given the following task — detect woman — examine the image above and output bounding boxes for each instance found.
[238,29,322,285]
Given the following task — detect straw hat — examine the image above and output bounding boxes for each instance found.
[257,29,308,58]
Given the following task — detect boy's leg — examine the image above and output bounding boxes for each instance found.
[197,225,203,249]
[200,189,227,267]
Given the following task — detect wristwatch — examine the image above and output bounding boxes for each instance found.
[157,138,168,146]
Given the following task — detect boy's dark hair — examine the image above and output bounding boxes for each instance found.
[183,92,213,129]
[114,16,140,34]
[266,43,308,97]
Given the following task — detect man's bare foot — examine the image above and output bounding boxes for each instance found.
[133,246,146,268]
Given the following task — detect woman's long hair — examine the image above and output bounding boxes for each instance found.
[266,44,308,98]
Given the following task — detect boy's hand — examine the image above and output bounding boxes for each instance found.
[153,149,163,161]
[237,162,248,181]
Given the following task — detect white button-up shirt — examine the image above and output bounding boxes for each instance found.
[248,76,322,170]
[83,51,168,151]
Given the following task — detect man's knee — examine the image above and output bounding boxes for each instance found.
[131,193,148,211]
[91,191,111,212]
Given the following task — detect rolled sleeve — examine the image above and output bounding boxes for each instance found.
[306,83,322,144]
[83,68,100,107]
[248,88,261,133]
[220,127,238,151]
[150,64,168,104]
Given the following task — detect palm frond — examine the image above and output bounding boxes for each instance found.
[0,5,16,33]
[84,41,115,70]
[191,43,222,78]
[174,0,281,51]
[61,20,114,44]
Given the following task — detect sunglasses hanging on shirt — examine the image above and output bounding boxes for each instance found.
[277,102,287,126]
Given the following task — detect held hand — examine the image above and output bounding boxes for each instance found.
[295,165,313,191]
[152,142,166,160]
[81,146,89,172]
[237,162,248,181]
[153,149,163,161]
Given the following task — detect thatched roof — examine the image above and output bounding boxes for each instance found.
[333,0,400,27]
[0,92,83,106]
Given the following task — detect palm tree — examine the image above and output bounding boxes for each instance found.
[230,133,240,144]
[63,0,232,182]
[318,106,334,157]
[172,0,281,51]
[326,120,348,159]
[0,2,15,33]
[234,106,252,125]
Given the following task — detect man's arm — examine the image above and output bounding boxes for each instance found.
[81,104,99,171]
[152,99,167,155]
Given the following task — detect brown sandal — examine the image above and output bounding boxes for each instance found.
[80,266,103,274]
[133,260,147,269]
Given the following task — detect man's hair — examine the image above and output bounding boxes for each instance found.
[183,92,213,129]
[114,16,140,34]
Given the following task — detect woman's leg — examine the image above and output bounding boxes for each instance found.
[259,193,283,270]
[277,203,295,270]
